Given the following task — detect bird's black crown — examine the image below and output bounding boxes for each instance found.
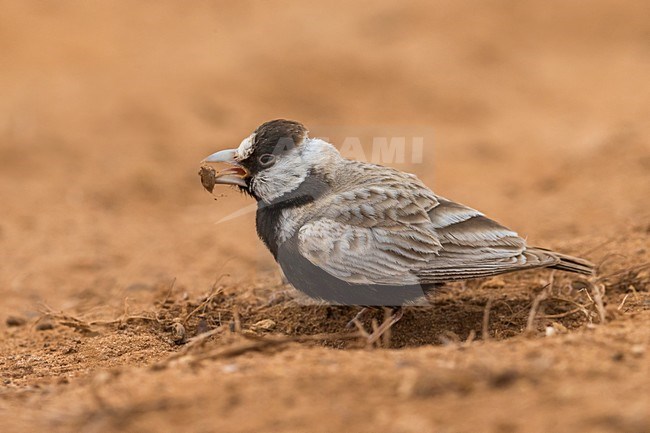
[254,119,306,156]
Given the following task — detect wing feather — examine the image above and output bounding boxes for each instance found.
[297,165,442,285]
[296,163,553,286]
[416,197,556,282]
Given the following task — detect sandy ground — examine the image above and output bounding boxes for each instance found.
[1,1,649,432]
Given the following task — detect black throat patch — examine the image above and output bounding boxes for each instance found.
[255,170,329,258]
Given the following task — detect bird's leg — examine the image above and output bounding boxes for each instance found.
[346,307,370,329]
[367,307,404,347]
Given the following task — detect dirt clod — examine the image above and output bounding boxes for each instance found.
[198,165,217,193]
[489,369,521,389]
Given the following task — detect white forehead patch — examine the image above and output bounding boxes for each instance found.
[235,133,255,161]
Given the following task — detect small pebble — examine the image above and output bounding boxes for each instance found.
[551,322,568,333]
[171,320,186,344]
[222,363,239,374]
[6,316,26,327]
[36,321,54,331]
[251,319,276,332]
[630,345,645,357]
[489,370,520,388]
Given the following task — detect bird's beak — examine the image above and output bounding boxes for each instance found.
[201,149,250,187]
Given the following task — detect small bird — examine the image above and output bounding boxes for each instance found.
[201,119,593,341]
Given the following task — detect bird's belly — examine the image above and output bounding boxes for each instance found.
[276,239,430,306]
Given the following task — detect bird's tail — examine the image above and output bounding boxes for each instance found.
[528,247,595,276]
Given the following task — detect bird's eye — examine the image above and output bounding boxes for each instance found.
[258,154,276,167]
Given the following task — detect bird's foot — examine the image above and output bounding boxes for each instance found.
[345,307,370,329]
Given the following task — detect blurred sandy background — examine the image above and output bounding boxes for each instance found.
[1,1,649,432]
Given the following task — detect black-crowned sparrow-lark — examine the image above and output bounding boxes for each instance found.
[200,119,594,341]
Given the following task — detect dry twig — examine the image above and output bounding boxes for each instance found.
[526,285,550,334]
[157,331,363,367]
[183,278,225,325]
[482,297,493,341]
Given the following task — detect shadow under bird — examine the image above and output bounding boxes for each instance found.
[200,119,594,341]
